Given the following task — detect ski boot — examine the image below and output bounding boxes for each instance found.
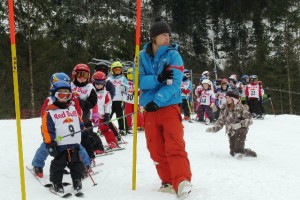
[119,130,126,136]
[73,179,82,190]
[33,166,43,178]
[53,182,64,193]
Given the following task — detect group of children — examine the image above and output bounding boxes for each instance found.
[179,71,266,124]
[31,62,144,193]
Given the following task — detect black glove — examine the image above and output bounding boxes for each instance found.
[157,64,173,83]
[103,113,110,125]
[46,141,58,157]
[144,101,159,112]
[88,134,95,144]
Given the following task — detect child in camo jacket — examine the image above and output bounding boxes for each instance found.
[206,90,257,157]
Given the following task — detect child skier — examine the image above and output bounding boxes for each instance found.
[214,78,229,119]
[107,61,130,135]
[197,79,216,124]
[194,76,207,121]
[206,90,257,158]
[94,63,122,141]
[245,75,263,119]
[181,69,193,121]
[91,71,118,150]
[240,75,250,105]
[228,75,241,95]
[42,80,85,193]
[124,67,144,130]
[71,64,104,161]
[258,81,266,116]
[32,72,90,178]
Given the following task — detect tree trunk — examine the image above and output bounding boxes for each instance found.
[284,21,293,114]
[27,0,35,117]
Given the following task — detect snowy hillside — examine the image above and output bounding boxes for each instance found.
[1,115,300,200]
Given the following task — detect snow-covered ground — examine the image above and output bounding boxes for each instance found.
[1,114,300,200]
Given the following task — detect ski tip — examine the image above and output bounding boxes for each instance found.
[74,191,84,197]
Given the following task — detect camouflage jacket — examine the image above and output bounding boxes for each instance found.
[212,103,253,136]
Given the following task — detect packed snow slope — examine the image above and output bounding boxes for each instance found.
[0,114,300,200]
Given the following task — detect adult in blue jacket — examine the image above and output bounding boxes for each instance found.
[138,17,192,199]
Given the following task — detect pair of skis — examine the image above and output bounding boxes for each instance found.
[27,166,81,198]
[48,186,83,198]
[26,166,99,198]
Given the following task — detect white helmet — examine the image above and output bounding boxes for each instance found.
[229,74,237,81]
[202,79,211,86]
[202,71,210,77]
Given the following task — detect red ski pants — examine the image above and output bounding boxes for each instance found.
[98,119,117,145]
[144,104,192,192]
[125,103,144,128]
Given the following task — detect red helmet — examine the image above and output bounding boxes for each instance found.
[92,71,106,81]
[72,64,90,82]
[221,78,228,84]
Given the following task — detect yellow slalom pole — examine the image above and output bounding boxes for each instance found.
[8,0,26,199]
[132,0,142,190]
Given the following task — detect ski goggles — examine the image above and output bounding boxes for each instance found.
[55,92,72,101]
[76,71,89,79]
[94,80,106,85]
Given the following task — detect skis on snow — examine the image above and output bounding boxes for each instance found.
[27,166,86,198]
[95,151,114,157]
[105,147,126,153]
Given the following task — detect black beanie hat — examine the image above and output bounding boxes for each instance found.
[150,17,171,38]
[226,90,240,99]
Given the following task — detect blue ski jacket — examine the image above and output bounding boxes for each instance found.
[137,42,184,107]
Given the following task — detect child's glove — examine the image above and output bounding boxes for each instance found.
[46,141,58,157]
[103,113,110,125]
[231,123,242,130]
[92,113,100,126]
[120,85,127,93]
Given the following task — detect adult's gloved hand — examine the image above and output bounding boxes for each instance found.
[144,101,159,112]
[157,65,173,83]
[103,113,110,125]
[46,141,58,157]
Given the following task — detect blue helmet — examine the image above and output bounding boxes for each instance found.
[183,69,190,79]
[183,69,189,74]
[50,72,70,93]
[241,75,249,84]
[50,72,70,85]
[50,81,72,102]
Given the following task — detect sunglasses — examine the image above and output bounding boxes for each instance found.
[55,92,72,101]
[94,80,106,85]
[76,71,89,79]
